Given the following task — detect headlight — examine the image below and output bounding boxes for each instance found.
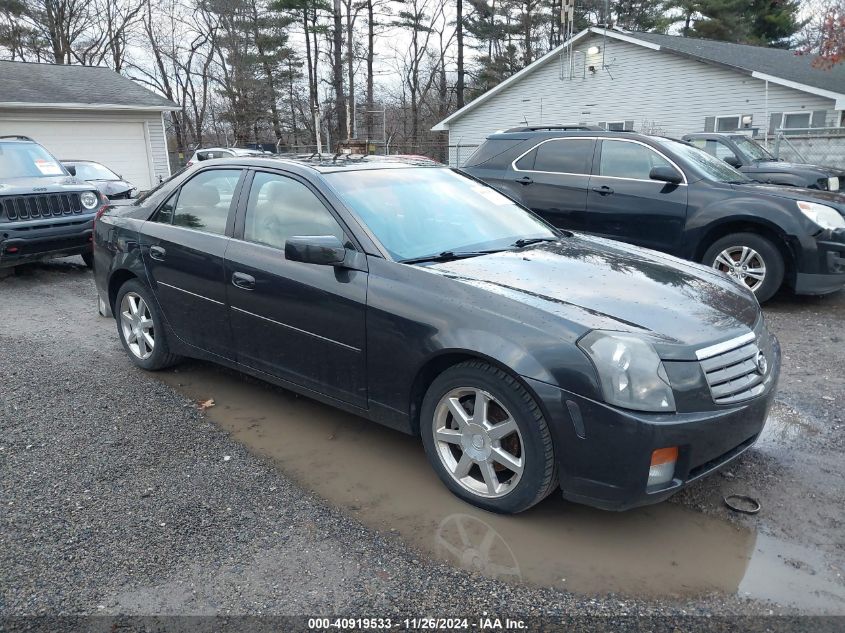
[797,200,845,230]
[578,331,676,412]
[80,191,99,209]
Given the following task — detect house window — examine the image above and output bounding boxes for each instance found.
[715,115,741,132]
[605,121,626,131]
[782,112,811,130]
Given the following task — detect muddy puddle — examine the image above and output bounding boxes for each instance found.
[157,363,845,612]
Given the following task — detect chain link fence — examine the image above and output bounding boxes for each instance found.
[769,128,845,166]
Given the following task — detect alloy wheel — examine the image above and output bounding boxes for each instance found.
[120,292,155,360]
[432,387,524,499]
[712,246,767,293]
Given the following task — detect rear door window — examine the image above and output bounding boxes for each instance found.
[518,139,595,174]
[165,169,242,234]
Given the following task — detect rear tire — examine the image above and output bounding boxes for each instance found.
[702,232,784,303]
[115,279,180,370]
[420,360,557,514]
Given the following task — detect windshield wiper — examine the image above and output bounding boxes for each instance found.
[512,237,559,248]
[401,250,504,265]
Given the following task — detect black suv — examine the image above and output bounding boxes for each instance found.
[0,136,103,269]
[462,130,845,302]
[682,132,845,192]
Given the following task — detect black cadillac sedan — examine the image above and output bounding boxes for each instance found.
[93,156,780,513]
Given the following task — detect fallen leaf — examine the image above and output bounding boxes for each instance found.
[197,398,215,411]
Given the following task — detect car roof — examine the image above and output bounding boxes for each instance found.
[485,129,654,141]
[0,135,36,143]
[682,132,745,139]
[193,154,443,174]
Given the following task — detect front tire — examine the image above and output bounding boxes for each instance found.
[420,361,557,514]
[81,251,94,268]
[703,232,784,303]
[115,279,180,370]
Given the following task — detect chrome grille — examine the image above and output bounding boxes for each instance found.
[1,193,84,221]
[699,335,766,405]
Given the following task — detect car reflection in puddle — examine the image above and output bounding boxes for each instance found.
[156,361,845,612]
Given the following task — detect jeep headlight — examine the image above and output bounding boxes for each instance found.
[578,331,676,412]
[80,191,99,210]
[797,200,845,230]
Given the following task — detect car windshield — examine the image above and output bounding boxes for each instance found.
[70,161,120,180]
[657,138,751,184]
[325,167,557,261]
[732,136,776,161]
[0,141,67,179]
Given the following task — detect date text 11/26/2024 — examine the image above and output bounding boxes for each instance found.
[307,617,527,630]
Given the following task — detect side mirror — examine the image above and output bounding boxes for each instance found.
[285,235,347,266]
[724,155,742,168]
[649,166,683,184]
[66,165,77,176]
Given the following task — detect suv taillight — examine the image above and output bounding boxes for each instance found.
[92,194,109,231]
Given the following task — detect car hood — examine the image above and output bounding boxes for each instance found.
[744,161,843,177]
[88,179,134,196]
[731,182,845,211]
[426,236,760,358]
[0,175,95,195]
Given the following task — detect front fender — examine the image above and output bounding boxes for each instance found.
[414,328,601,401]
[682,194,810,262]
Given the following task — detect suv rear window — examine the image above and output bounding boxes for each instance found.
[516,139,594,174]
[0,141,66,179]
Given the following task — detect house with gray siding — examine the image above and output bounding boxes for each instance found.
[0,61,177,189]
[434,28,845,166]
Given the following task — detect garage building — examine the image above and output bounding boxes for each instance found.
[0,61,177,190]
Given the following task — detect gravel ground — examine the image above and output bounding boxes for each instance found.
[1,259,844,630]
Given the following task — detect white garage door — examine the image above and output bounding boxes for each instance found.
[0,119,154,189]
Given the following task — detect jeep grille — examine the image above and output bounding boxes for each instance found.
[1,193,85,222]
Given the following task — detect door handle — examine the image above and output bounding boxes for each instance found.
[591,186,614,195]
[516,176,534,185]
[149,245,166,261]
[231,272,256,290]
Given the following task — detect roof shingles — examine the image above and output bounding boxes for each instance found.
[0,61,177,109]
[631,31,845,95]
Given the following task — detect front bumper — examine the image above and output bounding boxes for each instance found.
[793,230,845,295]
[0,216,94,268]
[524,334,781,511]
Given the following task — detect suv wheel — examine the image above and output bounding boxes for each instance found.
[420,361,557,514]
[115,279,180,370]
[703,233,784,302]
[81,251,94,268]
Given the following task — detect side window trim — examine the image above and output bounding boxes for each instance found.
[150,167,246,237]
[593,138,688,185]
[511,137,597,175]
[233,168,361,253]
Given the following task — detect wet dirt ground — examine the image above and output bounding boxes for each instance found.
[2,259,845,618]
[155,279,845,612]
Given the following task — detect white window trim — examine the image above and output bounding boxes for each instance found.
[780,111,812,130]
[603,121,626,131]
[715,114,742,132]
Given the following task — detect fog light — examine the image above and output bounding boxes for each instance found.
[648,446,678,487]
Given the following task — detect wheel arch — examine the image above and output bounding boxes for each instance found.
[407,349,548,437]
[694,218,796,282]
[108,268,141,315]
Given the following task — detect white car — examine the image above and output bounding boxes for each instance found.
[186,147,269,167]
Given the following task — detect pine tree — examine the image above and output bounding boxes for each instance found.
[747,0,804,47]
